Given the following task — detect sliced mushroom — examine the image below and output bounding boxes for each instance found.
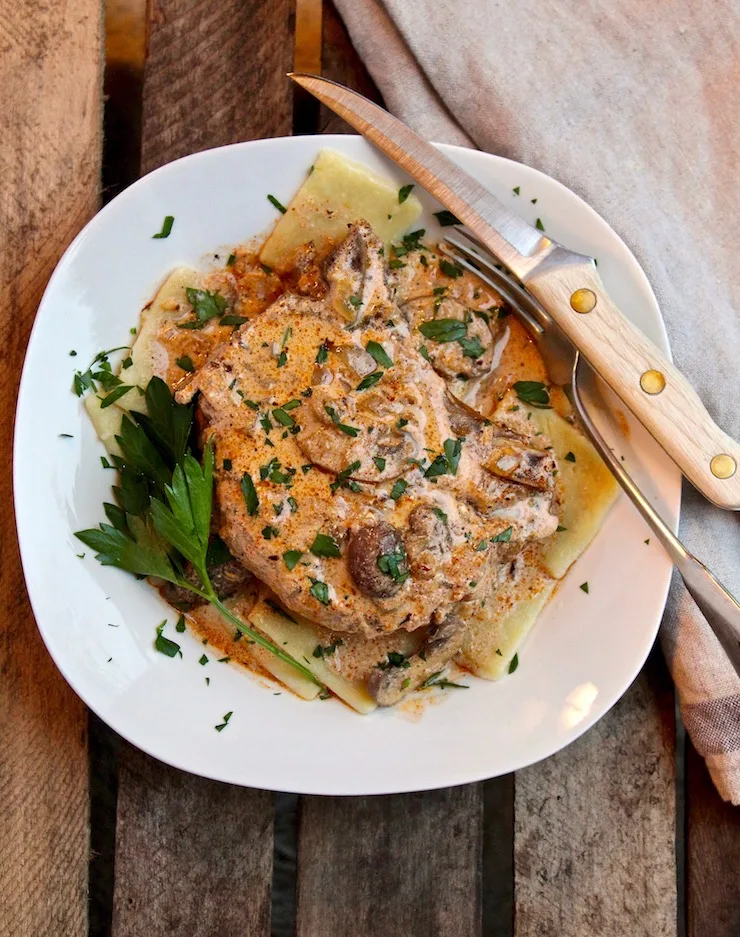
[405,503,452,579]
[367,612,465,706]
[347,522,407,598]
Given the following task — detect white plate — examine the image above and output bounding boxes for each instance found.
[14,136,680,795]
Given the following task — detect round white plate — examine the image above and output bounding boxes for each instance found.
[14,136,680,795]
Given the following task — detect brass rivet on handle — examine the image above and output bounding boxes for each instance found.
[710,454,736,479]
[640,369,666,394]
[570,288,597,313]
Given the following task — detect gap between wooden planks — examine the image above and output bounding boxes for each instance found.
[0,1,103,936]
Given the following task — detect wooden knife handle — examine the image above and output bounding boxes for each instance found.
[525,257,740,510]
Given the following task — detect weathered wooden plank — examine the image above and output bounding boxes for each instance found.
[686,740,740,937]
[514,650,677,937]
[0,1,102,934]
[111,748,273,936]
[109,3,293,934]
[319,0,384,134]
[296,787,483,937]
[141,0,294,173]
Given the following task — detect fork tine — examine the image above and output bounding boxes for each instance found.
[442,233,553,331]
[438,242,544,336]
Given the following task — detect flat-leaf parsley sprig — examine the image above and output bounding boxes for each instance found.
[75,377,323,687]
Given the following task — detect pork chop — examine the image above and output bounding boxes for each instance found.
[177,223,558,638]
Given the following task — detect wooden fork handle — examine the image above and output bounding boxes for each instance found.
[524,256,740,510]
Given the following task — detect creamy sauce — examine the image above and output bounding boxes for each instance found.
[146,231,564,703]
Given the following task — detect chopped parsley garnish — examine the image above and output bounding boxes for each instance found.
[513,380,551,408]
[215,711,233,732]
[175,614,186,633]
[330,461,361,493]
[425,437,463,478]
[556,525,567,532]
[508,654,519,674]
[396,418,409,430]
[458,336,484,359]
[309,579,330,605]
[419,344,430,361]
[475,540,488,551]
[580,582,589,594]
[260,414,273,434]
[418,318,467,343]
[373,456,386,472]
[100,385,134,408]
[310,533,341,558]
[154,621,181,658]
[513,186,520,195]
[176,355,194,372]
[220,314,248,327]
[421,671,469,689]
[282,549,302,571]
[180,288,228,329]
[199,654,209,665]
[287,496,298,513]
[434,210,461,226]
[313,638,343,659]
[388,258,406,270]
[316,341,329,364]
[261,526,279,540]
[398,183,415,203]
[272,407,295,428]
[348,294,362,309]
[241,473,259,516]
[152,215,174,239]
[244,399,260,410]
[389,479,407,501]
[491,526,513,543]
[366,341,393,368]
[226,253,236,266]
[357,371,383,391]
[267,194,287,213]
[325,405,359,437]
[122,356,133,369]
[535,217,545,231]
[432,507,448,524]
[564,451,576,462]
[377,549,409,584]
[439,259,463,278]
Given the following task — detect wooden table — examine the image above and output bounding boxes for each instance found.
[2,1,739,935]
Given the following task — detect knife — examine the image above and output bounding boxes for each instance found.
[290,73,740,511]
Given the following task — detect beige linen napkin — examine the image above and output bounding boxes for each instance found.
[333,0,740,802]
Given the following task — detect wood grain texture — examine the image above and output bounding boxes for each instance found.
[141,0,294,173]
[514,652,677,937]
[109,6,293,935]
[525,262,740,510]
[686,741,740,937]
[319,0,384,134]
[296,786,483,937]
[112,747,273,936]
[0,0,102,934]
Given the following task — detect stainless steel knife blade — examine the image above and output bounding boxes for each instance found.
[289,72,572,281]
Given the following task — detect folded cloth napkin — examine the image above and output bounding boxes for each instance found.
[333,0,740,802]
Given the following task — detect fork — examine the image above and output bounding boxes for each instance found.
[441,233,740,676]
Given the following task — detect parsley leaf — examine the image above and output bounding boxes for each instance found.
[373,456,386,472]
[366,341,393,368]
[309,579,330,605]
[152,215,174,239]
[154,620,181,657]
[310,533,341,558]
[439,259,463,278]
[513,380,551,408]
[398,183,415,203]
[268,194,287,213]
[241,473,259,516]
[491,526,513,543]
[434,210,461,227]
[181,288,227,329]
[419,319,467,343]
[325,405,359,437]
[357,371,383,391]
[282,550,303,571]
[389,479,407,501]
[176,355,195,372]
